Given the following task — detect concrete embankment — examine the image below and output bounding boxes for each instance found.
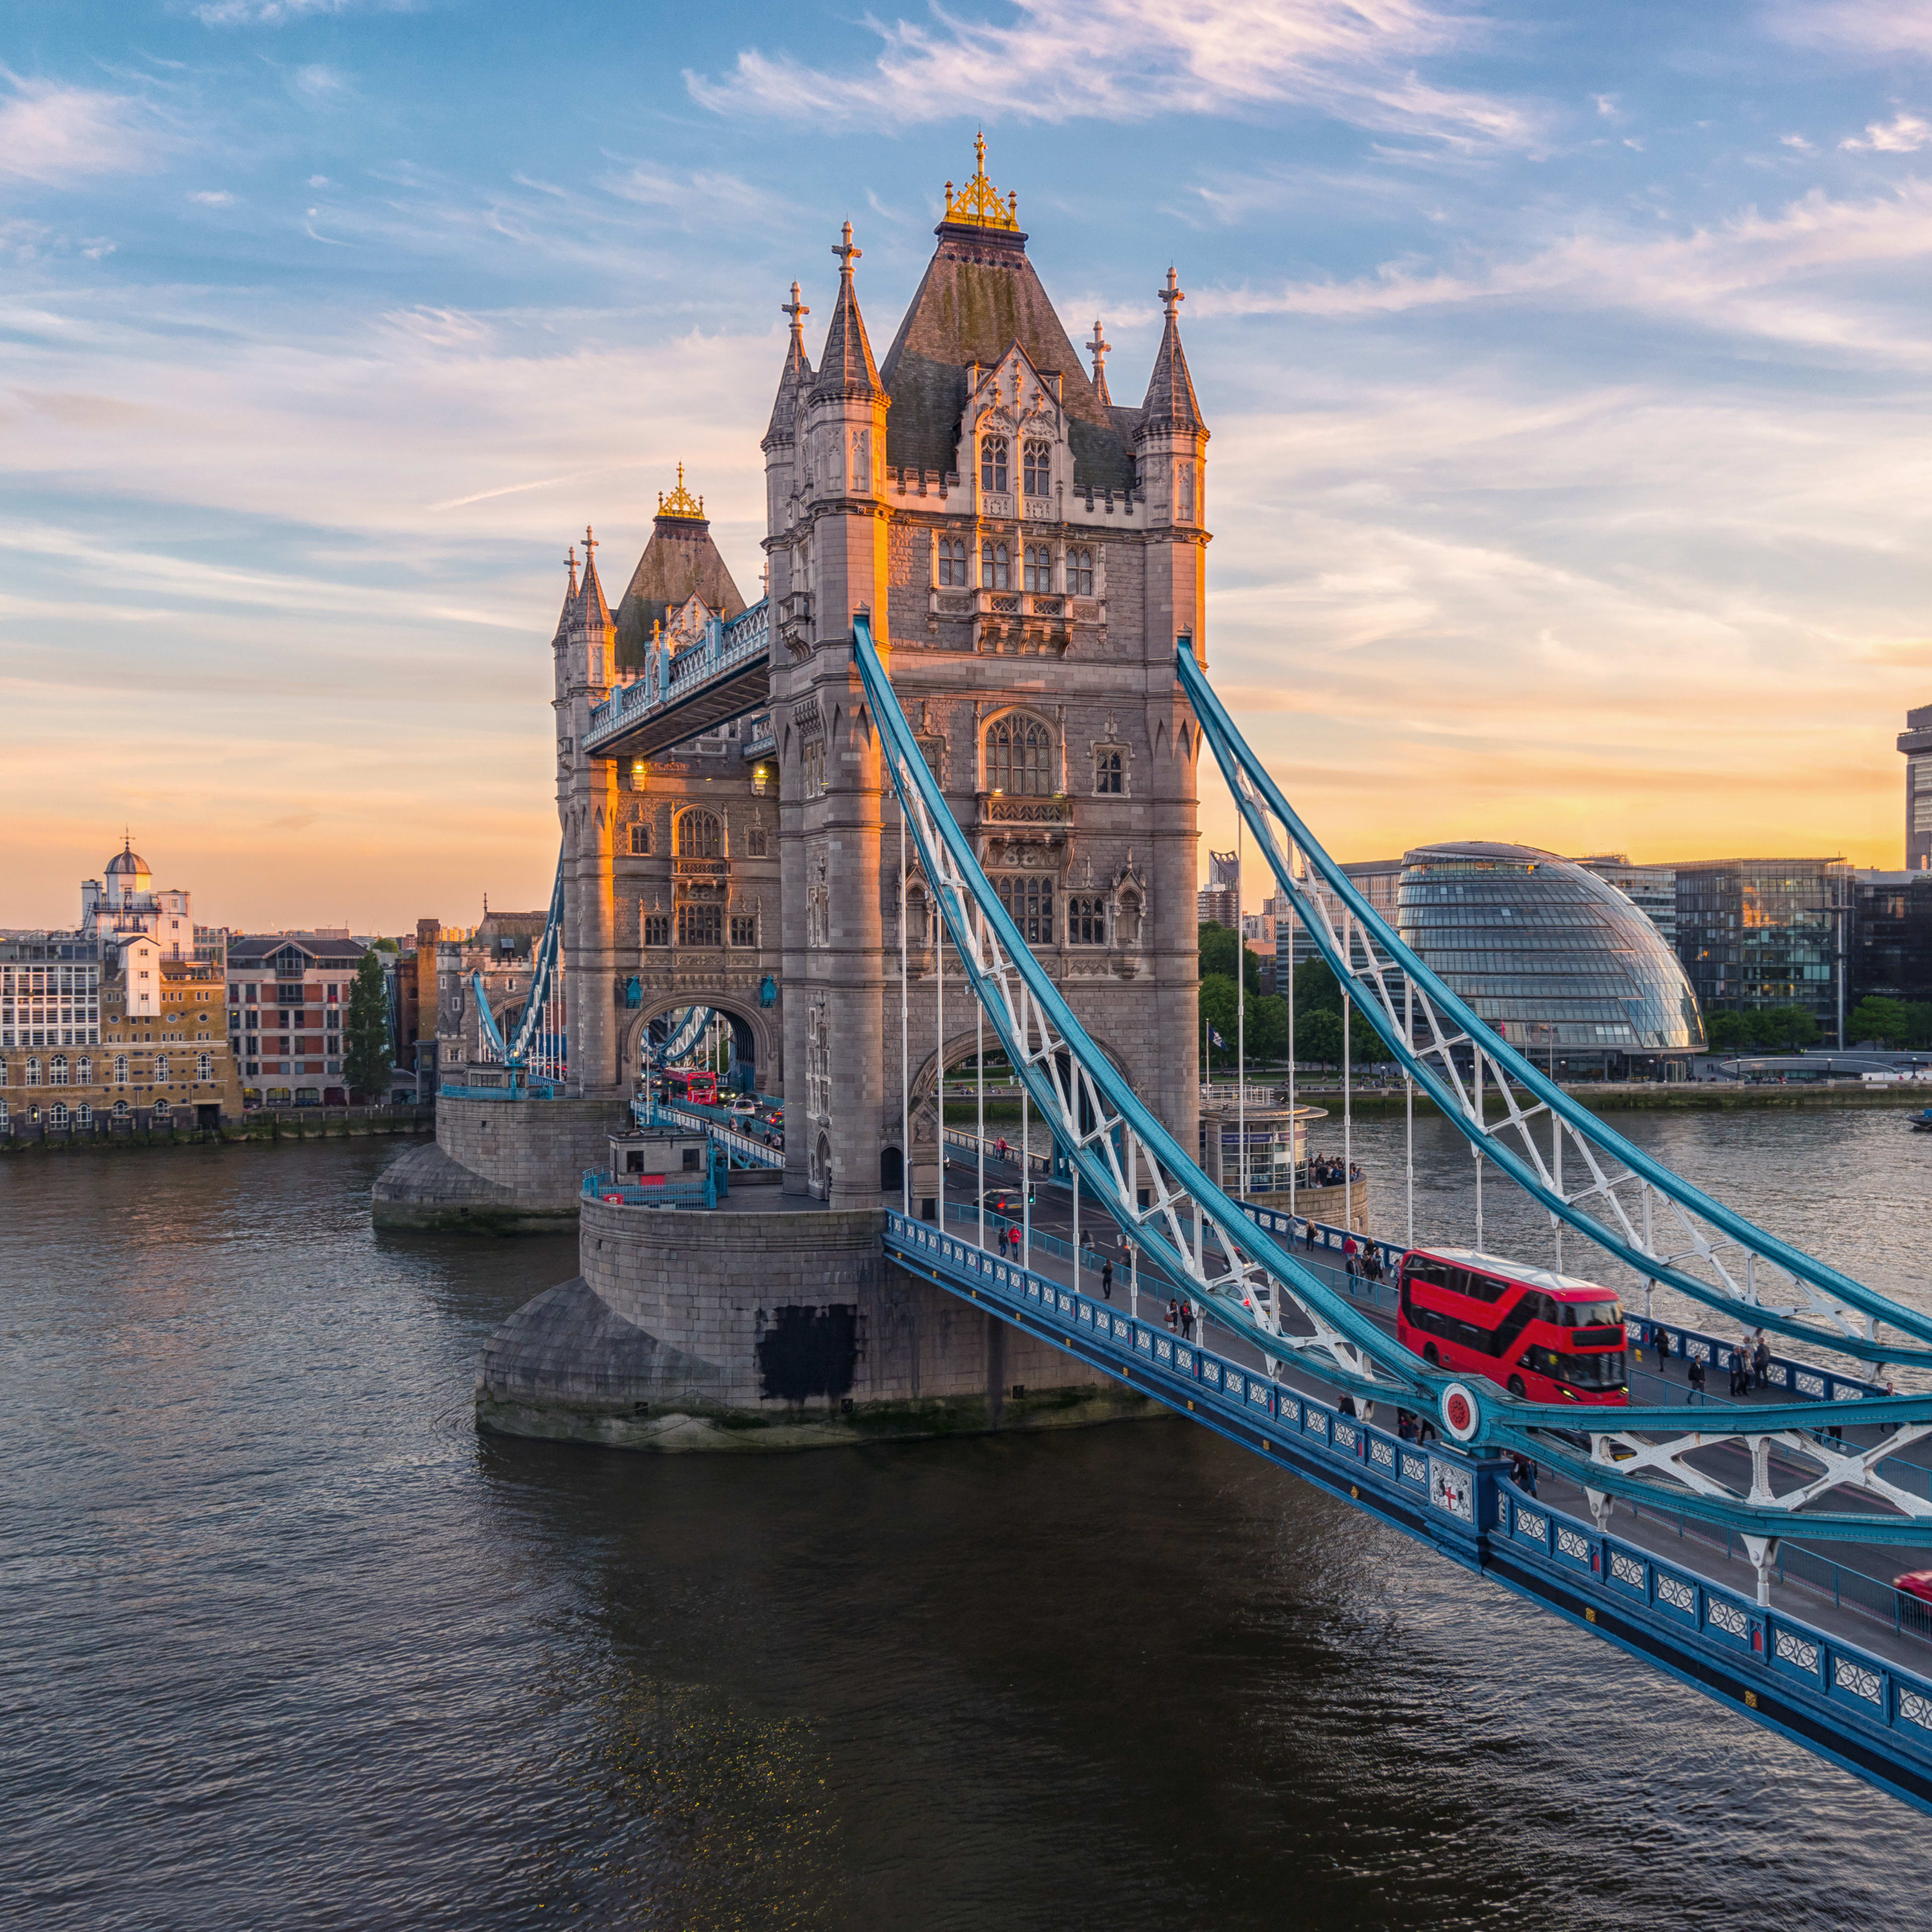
[2,1105,435,1155]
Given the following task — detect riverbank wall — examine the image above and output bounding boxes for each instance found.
[2,1104,435,1154]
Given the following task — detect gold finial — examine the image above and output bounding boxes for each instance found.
[942,129,1019,231]
[656,462,705,520]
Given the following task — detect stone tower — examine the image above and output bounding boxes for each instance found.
[764,137,1205,1209]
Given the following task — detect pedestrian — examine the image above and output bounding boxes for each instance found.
[1344,1234,1358,1279]
[1688,1353,1706,1397]
[1654,1326,1670,1375]
[1166,1298,1180,1332]
[1180,1302,1195,1342]
[1753,1333,1770,1390]
[1339,1394,1357,1418]
[1397,1409,1416,1442]
[1080,1228,1097,1274]
[1519,1455,1540,1499]
[1100,1257,1114,1302]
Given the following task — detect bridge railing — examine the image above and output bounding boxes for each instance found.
[583,1167,717,1210]
[633,1092,784,1169]
[583,598,771,754]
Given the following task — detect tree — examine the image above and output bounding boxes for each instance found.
[1705,1010,1748,1052]
[1848,996,1913,1047]
[345,949,392,1101]
[1199,921,1264,996]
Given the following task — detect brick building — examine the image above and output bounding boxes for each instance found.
[226,932,368,1104]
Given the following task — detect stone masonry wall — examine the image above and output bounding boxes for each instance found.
[437,1093,627,1207]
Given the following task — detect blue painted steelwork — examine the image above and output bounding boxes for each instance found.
[886,1210,1932,1816]
[853,615,1932,1547]
[632,1091,783,1170]
[583,1164,719,1210]
[583,599,770,759]
[648,1005,714,1069]
[1178,641,1932,1374]
[470,847,568,1087]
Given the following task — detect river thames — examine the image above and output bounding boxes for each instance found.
[5,1107,1929,1928]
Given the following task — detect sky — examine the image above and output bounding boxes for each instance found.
[7,0,1932,931]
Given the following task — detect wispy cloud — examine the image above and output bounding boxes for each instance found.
[1842,110,1932,151]
[687,0,1539,149]
[188,189,235,206]
[0,72,158,186]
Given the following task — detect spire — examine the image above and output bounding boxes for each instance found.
[579,524,611,624]
[1140,267,1204,431]
[810,222,884,401]
[1087,318,1111,407]
[657,464,705,521]
[765,282,816,443]
[942,131,1020,232]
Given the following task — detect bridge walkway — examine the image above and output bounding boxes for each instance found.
[933,1151,1932,1668]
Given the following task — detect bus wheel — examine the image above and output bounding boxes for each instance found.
[1422,1344,1440,1367]
[1507,1375,1525,1398]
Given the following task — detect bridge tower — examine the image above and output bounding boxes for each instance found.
[765,137,1205,1208]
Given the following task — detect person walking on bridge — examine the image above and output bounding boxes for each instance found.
[1753,1332,1770,1390]
[1654,1326,1671,1376]
[1100,1257,1114,1302]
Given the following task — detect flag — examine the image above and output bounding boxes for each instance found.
[1209,1026,1227,1049]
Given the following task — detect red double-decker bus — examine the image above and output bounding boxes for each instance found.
[665,1068,719,1106]
[1397,1247,1629,1405]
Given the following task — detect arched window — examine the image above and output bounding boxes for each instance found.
[155,1055,170,1082]
[76,1102,92,1127]
[936,536,969,587]
[986,714,1053,796]
[979,435,1008,495]
[50,1101,68,1126]
[77,1056,92,1083]
[1068,547,1094,596]
[50,1055,68,1086]
[1023,544,1052,593]
[113,1098,129,1116]
[197,1053,212,1080]
[25,1058,39,1088]
[114,1055,128,1086]
[152,1097,172,1120]
[630,822,650,855]
[1022,441,1050,497]
[980,540,1010,590]
[676,810,723,859]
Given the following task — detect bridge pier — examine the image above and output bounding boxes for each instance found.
[475,1201,1154,1450]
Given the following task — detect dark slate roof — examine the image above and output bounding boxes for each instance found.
[580,545,612,629]
[764,328,815,444]
[228,934,368,964]
[877,223,1134,492]
[1138,307,1205,434]
[810,255,884,403]
[613,517,748,669]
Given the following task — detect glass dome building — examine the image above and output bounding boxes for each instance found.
[1397,842,1706,1071]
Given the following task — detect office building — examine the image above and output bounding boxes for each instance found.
[1901,703,1932,872]
[1276,859,1404,974]
[1399,841,1705,1073]
[1848,869,1932,1007]
[1576,854,1676,949]
[1671,859,1848,1042]
[1198,849,1239,929]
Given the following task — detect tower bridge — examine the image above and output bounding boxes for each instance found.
[364,141,1932,1812]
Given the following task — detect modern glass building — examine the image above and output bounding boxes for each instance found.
[1398,841,1706,1072]
[1671,858,1847,1040]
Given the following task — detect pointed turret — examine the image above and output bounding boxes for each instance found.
[578,525,611,629]
[810,222,884,402]
[1087,319,1112,408]
[553,545,579,642]
[1139,268,1204,432]
[612,470,748,669]
[765,283,816,446]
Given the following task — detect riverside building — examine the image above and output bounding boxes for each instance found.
[226,933,368,1104]
[1670,858,1848,1044]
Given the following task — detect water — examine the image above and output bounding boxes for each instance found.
[2,1121,1927,1929]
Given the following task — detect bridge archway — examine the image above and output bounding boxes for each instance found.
[622,993,778,1093]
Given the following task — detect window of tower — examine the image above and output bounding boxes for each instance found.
[980,435,1008,495]
[986,714,1053,796]
[980,540,1010,591]
[1023,544,1051,594]
[1067,897,1108,945]
[1022,441,1050,498]
[996,875,1055,945]
[1095,748,1123,794]
[678,904,723,948]
[1068,547,1094,596]
[936,536,969,587]
[676,810,723,859]
[630,822,651,856]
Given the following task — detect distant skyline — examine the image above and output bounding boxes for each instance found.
[8,0,1932,928]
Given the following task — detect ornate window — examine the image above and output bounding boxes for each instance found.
[979,434,1008,495]
[197,1053,212,1080]
[155,1055,170,1082]
[937,536,969,587]
[677,904,722,948]
[1068,547,1094,596]
[1095,748,1124,794]
[745,821,768,857]
[730,914,758,948]
[676,810,723,859]
[643,914,670,948]
[1067,897,1108,945]
[986,714,1053,796]
[77,1056,93,1083]
[1023,544,1052,593]
[997,875,1055,944]
[916,735,944,782]
[113,1055,128,1085]
[50,1055,68,1086]
[980,540,1010,590]
[1022,441,1050,498]
[630,822,651,856]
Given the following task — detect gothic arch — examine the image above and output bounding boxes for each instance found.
[980,706,1057,795]
[621,991,778,1089]
[674,806,726,858]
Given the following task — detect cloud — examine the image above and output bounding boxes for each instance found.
[1780,133,1814,151]
[1842,111,1932,152]
[193,0,358,23]
[1767,2,1932,57]
[188,189,235,206]
[0,73,156,186]
[687,0,1539,150]
[1205,181,1932,365]
[291,64,350,102]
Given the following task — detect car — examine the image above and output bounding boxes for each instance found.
[729,1098,759,1116]
[1895,1571,1932,1605]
